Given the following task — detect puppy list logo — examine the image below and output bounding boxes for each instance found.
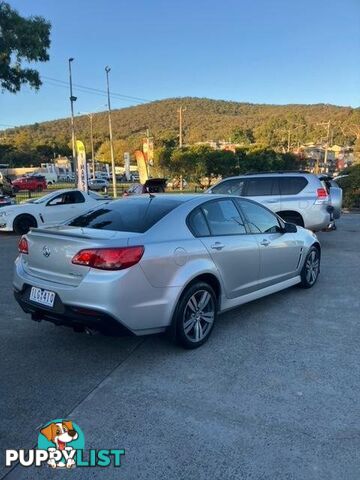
[5,418,125,469]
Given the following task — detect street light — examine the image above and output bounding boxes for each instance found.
[78,105,106,180]
[68,58,77,182]
[105,66,117,197]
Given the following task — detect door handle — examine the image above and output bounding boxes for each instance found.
[211,242,225,250]
[265,199,278,204]
[260,239,271,247]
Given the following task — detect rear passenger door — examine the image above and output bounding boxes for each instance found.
[192,198,260,299]
[243,177,280,213]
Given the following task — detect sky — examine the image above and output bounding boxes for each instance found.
[1,0,359,129]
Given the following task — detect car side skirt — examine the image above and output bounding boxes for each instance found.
[220,275,301,313]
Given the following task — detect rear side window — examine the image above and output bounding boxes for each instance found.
[279,177,308,195]
[69,197,182,233]
[188,208,210,237]
[243,177,278,196]
[211,179,245,195]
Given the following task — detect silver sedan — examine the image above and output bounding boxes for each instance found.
[13,194,321,349]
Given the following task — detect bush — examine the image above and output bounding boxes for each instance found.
[336,165,360,209]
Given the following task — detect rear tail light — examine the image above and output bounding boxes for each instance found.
[18,237,29,254]
[317,188,328,199]
[72,246,144,270]
[315,187,329,204]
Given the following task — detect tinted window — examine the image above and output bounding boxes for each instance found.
[48,191,85,205]
[243,177,277,196]
[69,197,182,233]
[188,208,210,237]
[279,177,307,195]
[211,179,245,195]
[201,199,246,235]
[237,199,280,234]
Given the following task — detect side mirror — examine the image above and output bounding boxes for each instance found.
[283,222,297,233]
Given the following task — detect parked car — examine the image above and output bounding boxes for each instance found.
[123,178,167,196]
[88,178,109,191]
[12,175,47,193]
[14,194,321,348]
[0,195,15,207]
[95,171,110,181]
[206,172,337,231]
[0,172,15,197]
[0,189,109,234]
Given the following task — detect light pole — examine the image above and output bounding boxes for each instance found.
[178,106,186,190]
[88,113,95,179]
[68,58,77,181]
[317,121,331,173]
[105,66,117,197]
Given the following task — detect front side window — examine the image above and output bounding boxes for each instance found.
[201,199,246,235]
[211,179,245,195]
[237,199,281,234]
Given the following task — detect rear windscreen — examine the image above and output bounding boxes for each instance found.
[69,197,182,233]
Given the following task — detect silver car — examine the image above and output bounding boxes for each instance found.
[14,194,321,349]
[206,172,340,231]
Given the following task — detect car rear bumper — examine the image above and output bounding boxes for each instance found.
[13,257,181,335]
[302,206,332,231]
[14,285,133,335]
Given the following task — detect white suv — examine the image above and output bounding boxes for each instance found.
[206,172,341,231]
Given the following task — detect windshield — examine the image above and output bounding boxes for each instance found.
[31,192,59,204]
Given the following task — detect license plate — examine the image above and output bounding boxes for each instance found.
[30,287,55,307]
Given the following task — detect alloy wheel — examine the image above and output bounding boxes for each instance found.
[182,289,215,343]
[305,250,319,285]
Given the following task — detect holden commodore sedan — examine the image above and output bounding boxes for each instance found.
[13,194,321,349]
[0,189,109,234]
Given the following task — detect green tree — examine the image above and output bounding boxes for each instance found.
[231,128,254,144]
[0,1,51,93]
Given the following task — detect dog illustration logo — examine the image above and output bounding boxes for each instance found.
[38,419,84,469]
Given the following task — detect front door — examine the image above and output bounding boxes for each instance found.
[42,191,86,225]
[236,199,302,288]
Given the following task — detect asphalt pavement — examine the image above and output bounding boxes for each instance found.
[0,215,360,479]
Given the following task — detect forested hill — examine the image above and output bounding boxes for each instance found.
[2,98,359,161]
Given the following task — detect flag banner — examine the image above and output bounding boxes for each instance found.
[76,140,88,193]
[124,152,131,180]
[134,150,149,184]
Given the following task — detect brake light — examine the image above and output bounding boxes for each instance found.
[72,246,144,270]
[18,237,29,254]
[317,188,328,199]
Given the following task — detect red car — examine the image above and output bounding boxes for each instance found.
[12,175,47,193]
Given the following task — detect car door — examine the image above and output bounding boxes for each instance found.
[236,198,302,288]
[193,198,260,299]
[242,177,281,213]
[42,191,86,225]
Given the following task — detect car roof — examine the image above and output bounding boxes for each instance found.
[219,172,314,180]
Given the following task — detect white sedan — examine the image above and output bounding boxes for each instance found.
[0,189,110,234]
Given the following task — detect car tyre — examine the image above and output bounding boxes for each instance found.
[173,282,217,349]
[300,246,320,288]
[13,214,37,235]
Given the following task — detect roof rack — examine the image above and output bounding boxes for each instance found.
[244,170,311,175]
